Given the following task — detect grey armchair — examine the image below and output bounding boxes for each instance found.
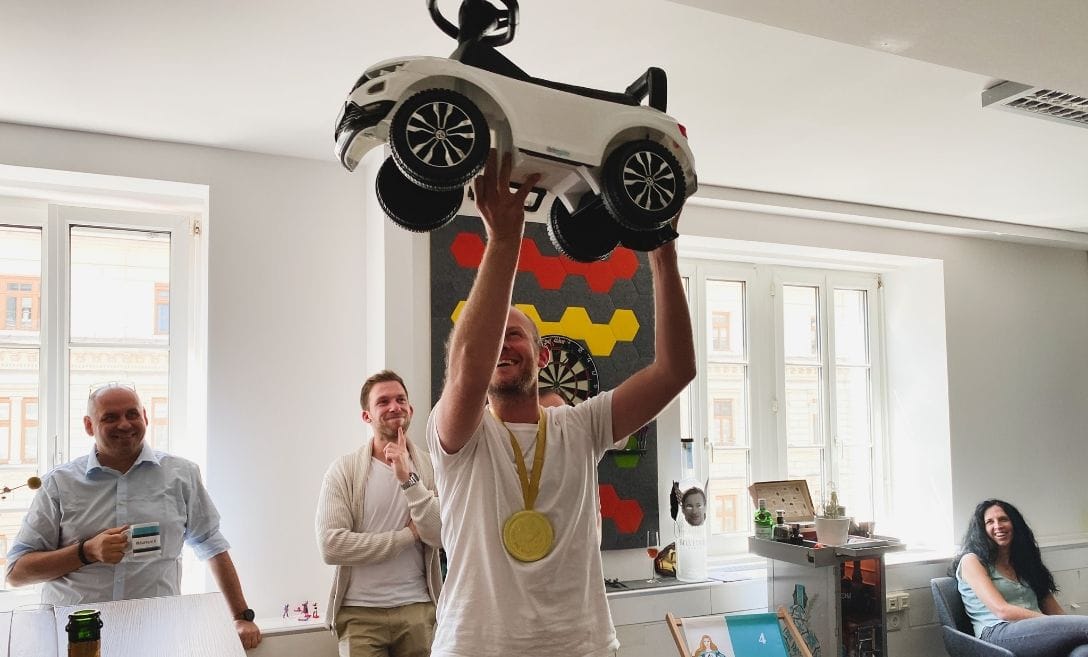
[931,576,1015,657]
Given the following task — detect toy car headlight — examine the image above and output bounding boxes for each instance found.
[351,61,408,93]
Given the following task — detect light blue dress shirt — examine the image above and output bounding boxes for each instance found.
[6,442,230,605]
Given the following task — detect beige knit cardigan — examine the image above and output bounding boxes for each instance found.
[315,437,443,628]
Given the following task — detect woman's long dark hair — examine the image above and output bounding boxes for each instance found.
[951,499,1057,601]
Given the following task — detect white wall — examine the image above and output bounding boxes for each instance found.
[0,121,367,617]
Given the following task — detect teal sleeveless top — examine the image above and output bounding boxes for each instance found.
[956,556,1040,637]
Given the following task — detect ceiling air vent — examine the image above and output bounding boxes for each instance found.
[982,81,1088,129]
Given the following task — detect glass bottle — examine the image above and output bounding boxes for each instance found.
[772,510,790,541]
[674,438,707,582]
[65,609,103,657]
[753,498,774,539]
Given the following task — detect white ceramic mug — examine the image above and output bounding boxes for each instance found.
[126,521,162,560]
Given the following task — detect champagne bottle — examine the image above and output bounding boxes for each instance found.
[66,609,103,657]
[675,438,707,582]
[753,498,774,539]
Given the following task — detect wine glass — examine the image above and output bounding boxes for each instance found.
[8,603,58,657]
[645,530,660,583]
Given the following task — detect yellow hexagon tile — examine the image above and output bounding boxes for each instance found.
[451,301,641,357]
[609,309,640,342]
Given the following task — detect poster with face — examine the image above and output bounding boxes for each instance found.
[671,480,709,527]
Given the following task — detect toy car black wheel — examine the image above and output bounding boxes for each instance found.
[601,139,686,232]
[375,157,463,232]
[389,88,491,192]
[547,194,620,263]
[617,222,679,252]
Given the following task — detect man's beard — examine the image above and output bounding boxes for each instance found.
[488,367,537,400]
[377,416,410,441]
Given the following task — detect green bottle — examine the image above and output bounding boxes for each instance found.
[753,498,775,539]
[65,609,103,657]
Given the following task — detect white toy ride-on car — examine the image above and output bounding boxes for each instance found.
[334,0,697,262]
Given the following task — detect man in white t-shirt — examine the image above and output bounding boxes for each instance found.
[317,370,443,657]
[426,151,696,657]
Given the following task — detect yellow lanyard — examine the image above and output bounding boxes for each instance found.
[494,407,547,511]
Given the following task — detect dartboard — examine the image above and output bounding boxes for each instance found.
[538,335,600,405]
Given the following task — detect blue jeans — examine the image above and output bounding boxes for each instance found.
[982,616,1088,657]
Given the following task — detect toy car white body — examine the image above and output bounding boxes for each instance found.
[336,55,696,217]
[334,0,697,261]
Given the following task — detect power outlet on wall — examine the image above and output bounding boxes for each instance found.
[887,610,903,631]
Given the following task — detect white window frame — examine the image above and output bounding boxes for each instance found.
[0,172,208,604]
[44,206,195,465]
[682,258,888,555]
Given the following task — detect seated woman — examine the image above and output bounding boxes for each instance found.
[953,499,1088,657]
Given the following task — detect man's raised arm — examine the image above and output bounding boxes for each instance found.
[436,151,540,453]
[610,235,696,443]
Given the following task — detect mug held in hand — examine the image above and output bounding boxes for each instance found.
[126,522,162,560]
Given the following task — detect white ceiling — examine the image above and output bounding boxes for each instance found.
[3,0,1087,232]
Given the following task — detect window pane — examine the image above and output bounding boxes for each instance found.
[69,226,170,344]
[787,447,823,507]
[785,365,822,446]
[839,443,874,522]
[783,285,819,363]
[707,364,748,447]
[708,449,749,534]
[0,350,42,576]
[834,289,868,364]
[706,280,745,359]
[0,349,39,465]
[0,226,42,342]
[68,347,169,456]
[836,366,871,446]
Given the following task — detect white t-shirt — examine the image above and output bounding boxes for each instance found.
[343,458,430,608]
[426,391,619,657]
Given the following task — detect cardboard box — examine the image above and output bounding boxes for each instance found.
[748,480,815,523]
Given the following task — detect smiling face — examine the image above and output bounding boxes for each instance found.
[84,387,147,466]
[984,503,1014,550]
[682,489,707,526]
[489,307,548,400]
[363,380,413,446]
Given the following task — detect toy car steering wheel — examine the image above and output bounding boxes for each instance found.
[428,0,519,47]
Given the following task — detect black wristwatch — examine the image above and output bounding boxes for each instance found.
[400,472,420,490]
[235,608,255,622]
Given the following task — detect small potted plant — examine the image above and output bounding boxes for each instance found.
[814,485,852,546]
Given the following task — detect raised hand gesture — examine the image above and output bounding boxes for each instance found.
[384,426,414,484]
[472,149,540,242]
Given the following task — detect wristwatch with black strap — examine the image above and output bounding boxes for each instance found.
[400,472,420,490]
[234,608,256,622]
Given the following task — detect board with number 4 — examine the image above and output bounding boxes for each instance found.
[666,608,814,657]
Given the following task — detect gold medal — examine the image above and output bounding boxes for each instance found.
[495,406,554,561]
[503,509,554,562]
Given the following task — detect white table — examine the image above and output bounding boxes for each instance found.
[3,593,245,657]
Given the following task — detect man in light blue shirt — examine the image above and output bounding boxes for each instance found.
[5,384,262,650]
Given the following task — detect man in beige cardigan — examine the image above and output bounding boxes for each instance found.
[316,370,442,657]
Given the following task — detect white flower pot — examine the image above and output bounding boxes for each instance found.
[815,517,852,546]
